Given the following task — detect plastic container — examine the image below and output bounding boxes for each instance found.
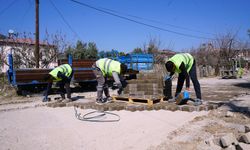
[183,90,189,99]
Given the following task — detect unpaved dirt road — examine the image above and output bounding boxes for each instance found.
[0,75,249,150]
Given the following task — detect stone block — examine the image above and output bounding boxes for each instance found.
[245,125,250,133]
[239,132,250,144]
[205,137,222,150]
[220,133,238,148]
[226,111,234,117]
[224,145,236,150]
[236,143,250,150]
[125,105,137,112]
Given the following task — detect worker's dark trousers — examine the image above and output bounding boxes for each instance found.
[57,80,71,99]
[44,72,73,99]
[92,64,110,101]
[176,60,202,99]
[44,80,71,99]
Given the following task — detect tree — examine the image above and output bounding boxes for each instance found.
[86,42,98,59]
[64,40,98,59]
[132,47,143,54]
[191,31,248,75]
[0,32,58,69]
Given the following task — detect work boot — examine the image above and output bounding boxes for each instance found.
[168,98,176,103]
[61,94,66,100]
[105,96,113,103]
[96,98,105,104]
[194,99,202,106]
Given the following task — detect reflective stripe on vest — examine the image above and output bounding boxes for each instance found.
[49,64,72,81]
[169,53,194,73]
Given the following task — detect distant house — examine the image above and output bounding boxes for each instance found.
[0,35,57,72]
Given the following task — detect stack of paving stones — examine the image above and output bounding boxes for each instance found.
[122,71,164,99]
[205,125,250,150]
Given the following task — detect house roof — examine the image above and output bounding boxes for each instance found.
[0,37,55,47]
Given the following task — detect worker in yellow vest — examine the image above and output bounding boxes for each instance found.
[165,53,202,105]
[43,64,74,102]
[92,58,127,104]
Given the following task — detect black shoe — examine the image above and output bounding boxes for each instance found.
[194,99,202,106]
[105,97,113,103]
[96,99,105,104]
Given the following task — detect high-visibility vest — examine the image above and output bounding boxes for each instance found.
[49,64,72,81]
[96,58,120,77]
[169,53,194,73]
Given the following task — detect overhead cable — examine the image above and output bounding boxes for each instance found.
[0,0,19,17]
[100,7,214,36]
[49,0,81,39]
[70,0,214,40]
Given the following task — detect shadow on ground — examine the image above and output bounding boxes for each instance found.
[224,100,250,117]
[233,83,250,89]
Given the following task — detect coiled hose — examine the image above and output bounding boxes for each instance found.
[74,107,120,122]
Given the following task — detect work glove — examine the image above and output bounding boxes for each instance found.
[164,75,172,81]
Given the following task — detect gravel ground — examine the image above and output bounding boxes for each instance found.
[0,74,249,150]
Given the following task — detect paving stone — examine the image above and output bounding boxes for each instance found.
[178,105,191,112]
[205,137,222,150]
[226,111,234,117]
[212,137,222,147]
[125,105,137,112]
[224,145,236,150]
[152,104,162,110]
[236,143,250,150]
[245,125,250,133]
[220,133,238,148]
[239,132,250,144]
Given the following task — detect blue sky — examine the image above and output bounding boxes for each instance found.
[0,0,249,53]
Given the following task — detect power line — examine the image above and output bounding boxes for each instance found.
[100,7,214,36]
[19,0,33,29]
[49,0,81,39]
[70,0,214,40]
[0,0,19,17]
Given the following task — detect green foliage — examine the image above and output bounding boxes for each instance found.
[132,47,143,54]
[119,52,126,56]
[65,40,98,59]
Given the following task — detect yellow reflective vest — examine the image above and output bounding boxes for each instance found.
[169,53,194,73]
[49,64,72,81]
[96,58,121,77]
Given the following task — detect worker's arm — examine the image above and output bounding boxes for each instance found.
[179,62,190,89]
[112,72,123,95]
[112,72,122,88]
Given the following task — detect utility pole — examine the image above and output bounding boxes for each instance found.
[35,0,40,68]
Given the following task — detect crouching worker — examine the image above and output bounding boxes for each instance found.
[92,58,127,104]
[43,64,74,102]
[165,53,202,105]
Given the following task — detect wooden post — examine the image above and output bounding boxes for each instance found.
[35,0,40,68]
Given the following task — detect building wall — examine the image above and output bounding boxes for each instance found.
[0,45,57,72]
